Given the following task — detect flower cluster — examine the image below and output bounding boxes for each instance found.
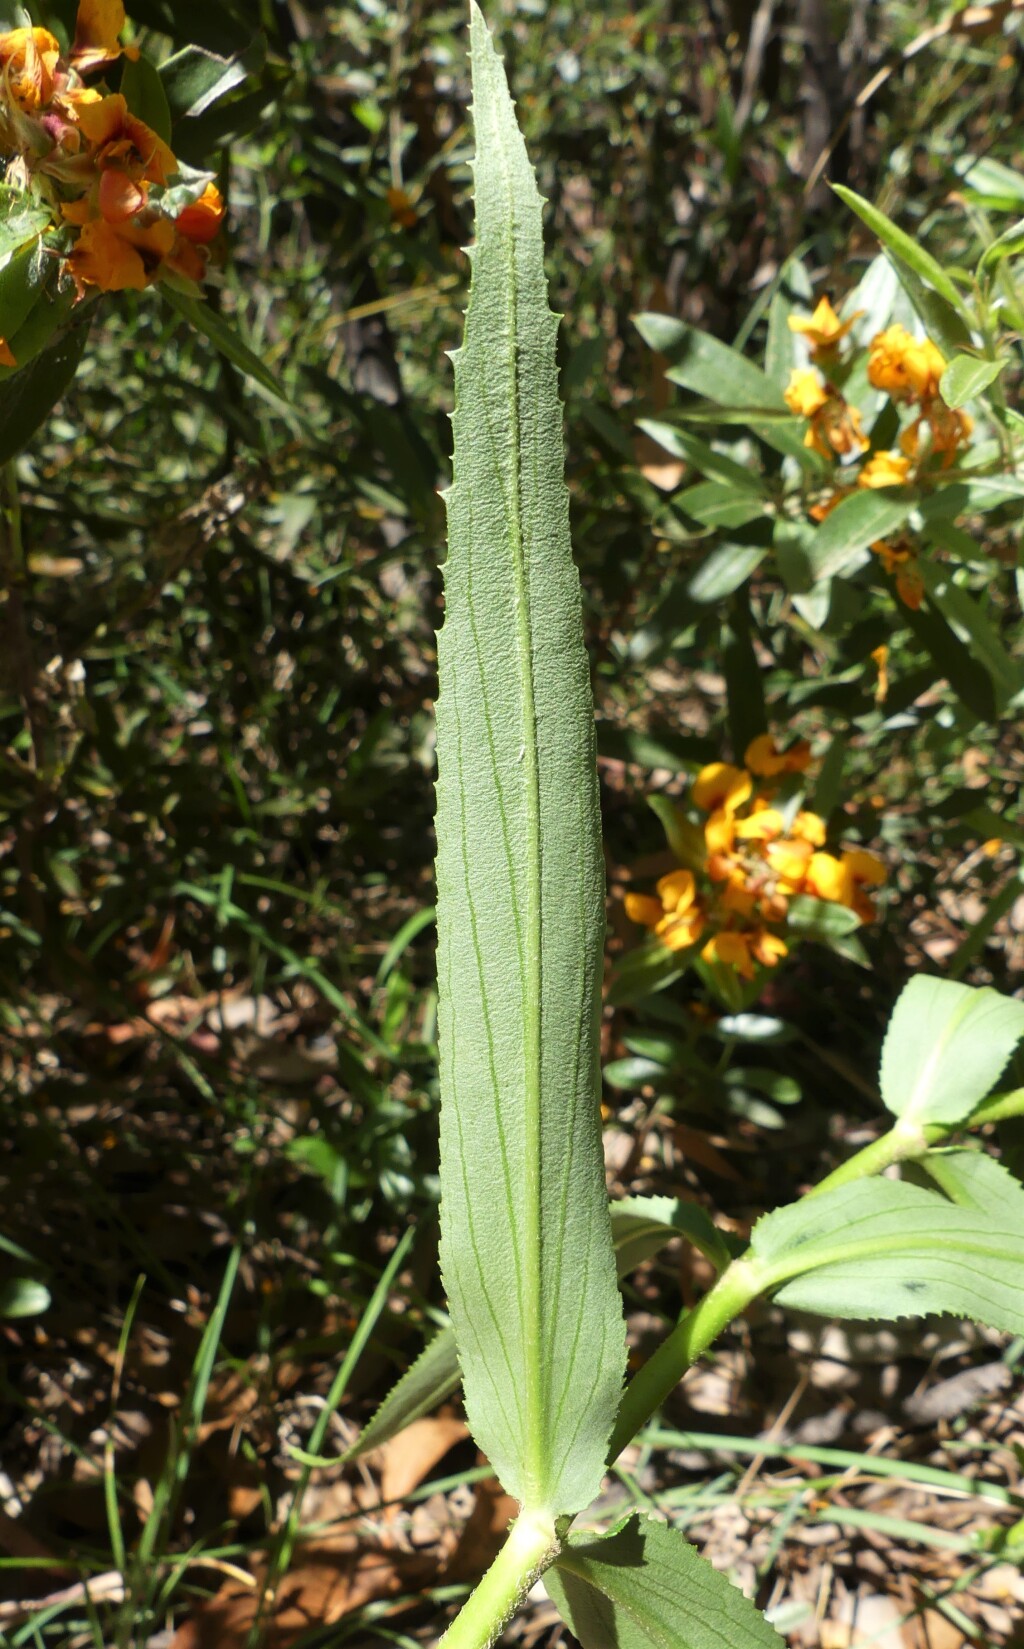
[0,2,223,364]
[626,734,886,984]
[783,299,974,610]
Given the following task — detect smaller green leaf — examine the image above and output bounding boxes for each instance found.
[676,483,766,530]
[545,1514,783,1649]
[612,1195,734,1274]
[956,155,1024,211]
[635,420,766,492]
[0,188,52,262]
[607,940,686,1007]
[159,38,264,122]
[120,53,173,145]
[0,314,91,464]
[687,543,765,601]
[920,1148,1024,1218]
[345,1329,462,1460]
[0,1278,50,1318]
[647,796,706,869]
[786,893,861,942]
[902,602,997,723]
[805,490,911,583]
[635,315,787,412]
[162,288,291,404]
[915,560,1022,706]
[940,354,1006,408]
[880,976,1024,1129]
[831,185,966,314]
[977,217,1024,274]
[0,237,51,340]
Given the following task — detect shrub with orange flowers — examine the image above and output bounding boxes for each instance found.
[781,303,977,611]
[0,0,224,374]
[624,734,886,1006]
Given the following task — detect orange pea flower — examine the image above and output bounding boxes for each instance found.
[745,734,812,778]
[868,325,945,403]
[73,0,133,72]
[0,26,60,111]
[176,182,225,245]
[0,338,16,367]
[788,296,862,356]
[67,213,175,291]
[74,93,176,185]
[692,762,751,814]
[859,450,911,489]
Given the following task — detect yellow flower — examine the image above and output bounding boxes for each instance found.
[784,368,827,418]
[843,847,886,921]
[867,325,945,403]
[0,26,60,110]
[791,811,827,847]
[765,836,813,893]
[657,907,706,951]
[704,808,736,856]
[858,450,911,489]
[734,807,784,841]
[804,851,852,904]
[745,734,812,778]
[872,644,889,704]
[657,868,697,914]
[751,929,788,968]
[624,893,663,929]
[702,930,755,980]
[788,296,862,355]
[692,763,752,814]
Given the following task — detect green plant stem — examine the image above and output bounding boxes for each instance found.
[438,1509,559,1649]
[810,1084,1024,1200]
[606,1259,762,1465]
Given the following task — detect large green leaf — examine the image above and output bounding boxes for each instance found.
[879,975,1024,1129]
[545,1514,783,1648]
[434,4,625,1517]
[752,1177,1024,1335]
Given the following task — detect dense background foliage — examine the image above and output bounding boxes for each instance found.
[3,1,1024,1644]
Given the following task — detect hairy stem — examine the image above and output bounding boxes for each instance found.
[438,1509,559,1649]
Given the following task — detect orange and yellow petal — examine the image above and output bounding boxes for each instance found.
[751,929,788,968]
[657,908,706,951]
[656,867,697,914]
[702,929,755,980]
[0,337,16,368]
[734,807,784,841]
[859,450,911,489]
[0,26,60,109]
[765,836,813,891]
[68,214,174,291]
[804,851,852,904]
[788,296,862,353]
[692,762,752,814]
[791,810,827,847]
[75,94,177,185]
[784,368,828,418]
[73,0,127,68]
[98,168,147,223]
[744,734,812,777]
[704,808,736,857]
[624,893,663,930]
[176,182,225,244]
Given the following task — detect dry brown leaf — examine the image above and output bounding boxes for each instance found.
[373,1415,467,1505]
[169,1531,434,1649]
[444,1476,518,1585]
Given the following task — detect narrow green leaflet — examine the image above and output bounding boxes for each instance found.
[940,354,1006,408]
[676,481,766,529]
[634,314,787,411]
[879,976,1024,1129]
[0,314,90,465]
[902,601,997,723]
[344,1328,462,1461]
[915,560,1023,708]
[805,489,911,582]
[752,1177,1024,1335]
[688,545,766,602]
[831,184,966,315]
[544,1514,783,1649]
[434,4,625,1517]
[634,419,765,493]
[162,287,292,404]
